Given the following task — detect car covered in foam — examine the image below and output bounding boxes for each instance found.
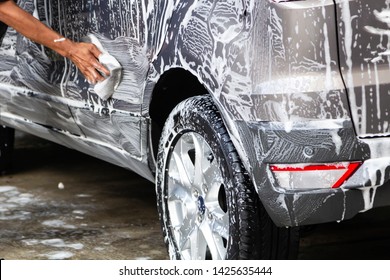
[1,0,390,259]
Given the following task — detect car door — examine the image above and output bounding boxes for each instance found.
[59,0,175,158]
[0,0,83,135]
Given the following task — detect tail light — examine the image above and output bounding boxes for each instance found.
[270,162,362,190]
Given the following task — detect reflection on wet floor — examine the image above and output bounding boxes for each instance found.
[0,185,92,259]
[0,132,168,260]
[0,181,168,260]
[1,132,390,260]
[0,186,35,221]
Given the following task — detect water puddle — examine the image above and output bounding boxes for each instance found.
[41,251,75,260]
[0,183,167,260]
[0,185,93,259]
[0,186,40,221]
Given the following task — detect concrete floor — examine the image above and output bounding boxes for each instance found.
[1,132,390,260]
[0,132,167,260]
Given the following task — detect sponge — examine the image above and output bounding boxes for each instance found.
[85,34,123,100]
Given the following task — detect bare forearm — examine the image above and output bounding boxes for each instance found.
[0,0,110,83]
[0,1,71,57]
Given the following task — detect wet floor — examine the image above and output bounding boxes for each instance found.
[0,132,168,260]
[1,132,390,260]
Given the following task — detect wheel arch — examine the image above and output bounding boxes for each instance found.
[149,68,209,160]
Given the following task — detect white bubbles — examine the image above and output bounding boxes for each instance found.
[58,182,65,190]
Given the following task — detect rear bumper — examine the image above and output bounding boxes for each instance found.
[233,119,390,227]
[273,179,390,227]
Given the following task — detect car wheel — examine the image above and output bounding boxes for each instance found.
[156,95,257,259]
[156,95,299,260]
[0,126,14,174]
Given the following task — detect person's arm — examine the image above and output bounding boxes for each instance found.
[0,0,110,84]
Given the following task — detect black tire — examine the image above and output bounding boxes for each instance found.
[258,203,300,259]
[156,95,299,259]
[0,126,14,174]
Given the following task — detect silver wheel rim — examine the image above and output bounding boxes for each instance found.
[166,132,229,260]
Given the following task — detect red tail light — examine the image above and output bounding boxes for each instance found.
[270,162,362,190]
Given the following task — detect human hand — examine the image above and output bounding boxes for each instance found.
[66,41,110,84]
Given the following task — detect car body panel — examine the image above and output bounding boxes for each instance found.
[336,0,390,138]
[0,1,83,135]
[2,0,390,228]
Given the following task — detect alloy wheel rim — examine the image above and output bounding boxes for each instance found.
[166,132,229,260]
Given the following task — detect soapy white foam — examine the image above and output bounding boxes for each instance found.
[330,130,342,155]
[23,238,84,250]
[76,194,92,198]
[22,239,40,246]
[7,193,34,205]
[72,210,86,215]
[360,186,379,213]
[41,239,84,250]
[42,219,76,229]
[58,182,65,190]
[276,194,288,211]
[42,251,74,260]
[0,186,17,193]
[0,186,39,220]
[94,247,105,251]
[341,1,358,129]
